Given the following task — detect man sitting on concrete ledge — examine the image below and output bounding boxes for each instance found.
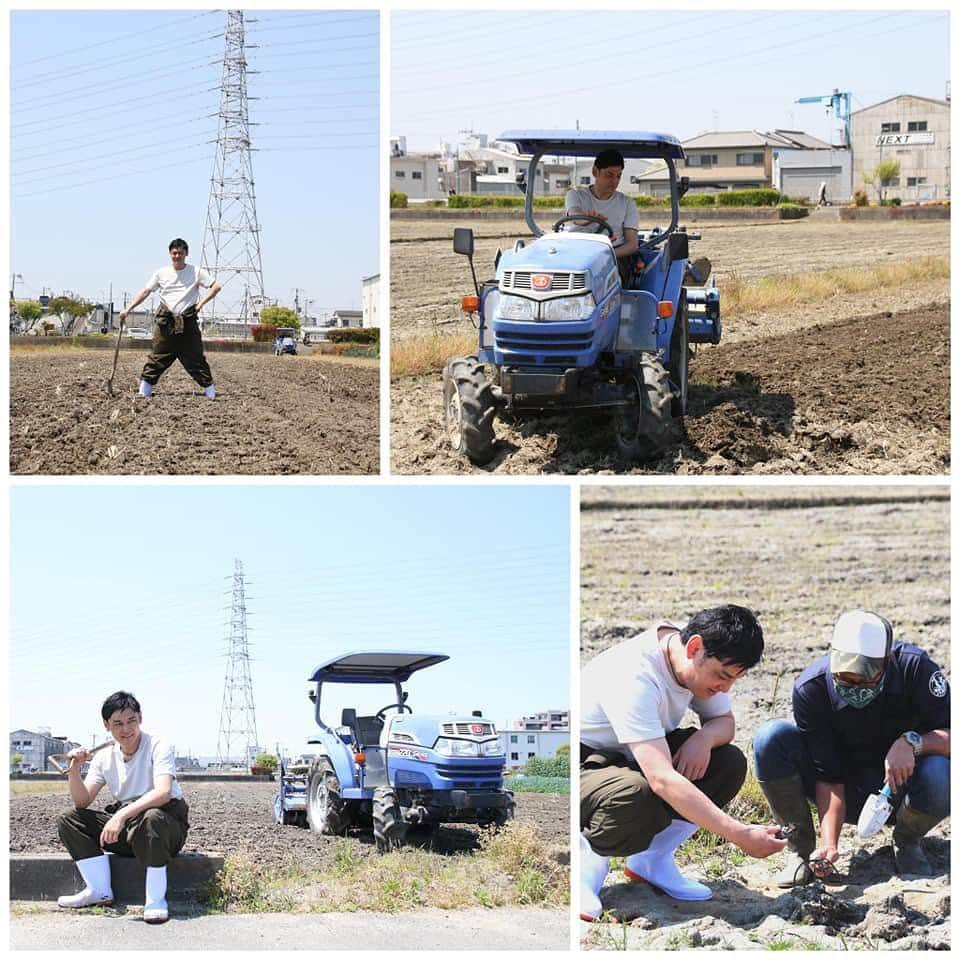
[56,691,189,924]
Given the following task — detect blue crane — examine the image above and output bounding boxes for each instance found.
[796,89,851,148]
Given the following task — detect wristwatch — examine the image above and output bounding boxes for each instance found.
[902,730,923,757]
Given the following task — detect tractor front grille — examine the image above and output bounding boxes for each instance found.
[434,762,504,790]
[501,270,588,294]
[496,329,592,363]
[441,722,495,736]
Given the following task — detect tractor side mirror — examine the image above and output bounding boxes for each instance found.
[308,690,316,703]
[678,176,691,198]
[453,228,475,257]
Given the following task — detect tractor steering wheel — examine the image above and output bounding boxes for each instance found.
[376,703,413,721]
[552,214,615,239]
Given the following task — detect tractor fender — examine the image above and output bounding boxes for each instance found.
[309,740,357,790]
[655,259,687,353]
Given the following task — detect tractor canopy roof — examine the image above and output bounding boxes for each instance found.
[308,651,449,684]
[498,129,685,160]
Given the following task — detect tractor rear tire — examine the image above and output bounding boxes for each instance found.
[613,355,674,461]
[306,761,351,836]
[669,296,689,417]
[373,786,406,852]
[442,356,497,465]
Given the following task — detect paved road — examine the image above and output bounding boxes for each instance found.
[10,905,570,951]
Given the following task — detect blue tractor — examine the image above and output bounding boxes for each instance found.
[443,130,721,465]
[282,651,514,851]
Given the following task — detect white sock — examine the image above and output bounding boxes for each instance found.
[145,865,167,909]
[138,380,154,397]
[204,385,216,399]
[580,833,609,920]
[624,819,712,901]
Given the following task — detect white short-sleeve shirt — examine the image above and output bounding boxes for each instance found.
[581,622,733,759]
[87,731,182,803]
[145,264,214,315]
[563,187,640,245]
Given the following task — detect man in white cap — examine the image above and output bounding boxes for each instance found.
[753,610,950,885]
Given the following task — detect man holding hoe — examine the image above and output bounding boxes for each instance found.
[56,691,189,924]
[580,605,787,920]
[119,238,221,399]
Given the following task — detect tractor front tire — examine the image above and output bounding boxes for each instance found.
[373,786,407,852]
[613,355,674,461]
[442,356,497,465]
[479,794,515,829]
[306,762,351,836]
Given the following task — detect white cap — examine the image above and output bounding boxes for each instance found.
[830,610,891,657]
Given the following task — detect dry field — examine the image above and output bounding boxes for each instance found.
[391,216,950,475]
[580,486,950,950]
[10,349,379,475]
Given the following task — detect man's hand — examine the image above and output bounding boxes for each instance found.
[67,748,91,771]
[810,844,840,877]
[735,824,789,859]
[672,730,712,782]
[884,737,915,792]
[99,812,128,847]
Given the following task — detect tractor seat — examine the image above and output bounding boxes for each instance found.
[341,709,384,748]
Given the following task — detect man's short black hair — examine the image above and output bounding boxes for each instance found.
[680,604,764,670]
[594,149,625,171]
[101,691,141,721]
[168,238,189,253]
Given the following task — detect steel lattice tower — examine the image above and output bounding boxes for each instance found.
[201,11,265,323]
[216,559,259,766]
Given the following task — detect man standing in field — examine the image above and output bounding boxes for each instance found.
[564,149,639,285]
[753,610,950,885]
[119,238,221,398]
[56,691,189,924]
[580,605,787,921]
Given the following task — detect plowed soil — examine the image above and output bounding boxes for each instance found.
[10,781,567,875]
[580,487,950,950]
[390,217,949,475]
[10,351,379,475]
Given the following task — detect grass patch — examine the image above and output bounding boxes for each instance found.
[208,822,567,915]
[504,775,570,794]
[10,781,66,797]
[723,255,949,314]
[391,331,476,377]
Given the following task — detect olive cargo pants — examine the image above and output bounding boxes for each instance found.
[140,306,213,388]
[580,726,746,858]
[57,798,190,868]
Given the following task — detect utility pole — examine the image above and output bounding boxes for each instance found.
[216,559,259,768]
[202,11,265,325]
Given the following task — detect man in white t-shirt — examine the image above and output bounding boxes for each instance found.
[580,605,787,921]
[119,238,221,399]
[56,691,189,924]
[563,149,640,285]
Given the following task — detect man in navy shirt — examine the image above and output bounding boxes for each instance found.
[753,610,950,885]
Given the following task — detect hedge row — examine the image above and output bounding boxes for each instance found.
[391,191,408,208]
[324,327,379,345]
[504,774,570,794]
[440,189,799,209]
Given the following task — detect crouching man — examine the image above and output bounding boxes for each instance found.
[753,610,950,885]
[57,691,189,923]
[580,605,787,920]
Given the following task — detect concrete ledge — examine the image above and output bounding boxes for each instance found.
[11,853,223,903]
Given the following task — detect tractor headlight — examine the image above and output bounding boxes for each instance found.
[498,294,536,322]
[478,739,505,757]
[434,737,479,758]
[541,293,596,322]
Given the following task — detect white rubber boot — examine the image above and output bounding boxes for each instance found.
[203,385,216,399]
[143,865,169,924]
[624,820,712,900]
[57,854,113,908]
[138,380,154,397]
[580,833,609,921]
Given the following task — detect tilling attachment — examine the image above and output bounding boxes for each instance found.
[857,784,894,839]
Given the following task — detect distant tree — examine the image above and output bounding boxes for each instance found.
[12,299,43,333]
[253,752,278,772]
[555,742,570,757]
[11,752,24,771]
[258,305,301,331]
[48,296,93,335]
[863,159,901,204]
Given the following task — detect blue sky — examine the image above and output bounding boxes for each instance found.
[392,9,950,152]
[11,10,379,316]
[10,485,570,760]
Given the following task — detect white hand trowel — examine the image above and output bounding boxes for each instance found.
[857,784,894,838]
